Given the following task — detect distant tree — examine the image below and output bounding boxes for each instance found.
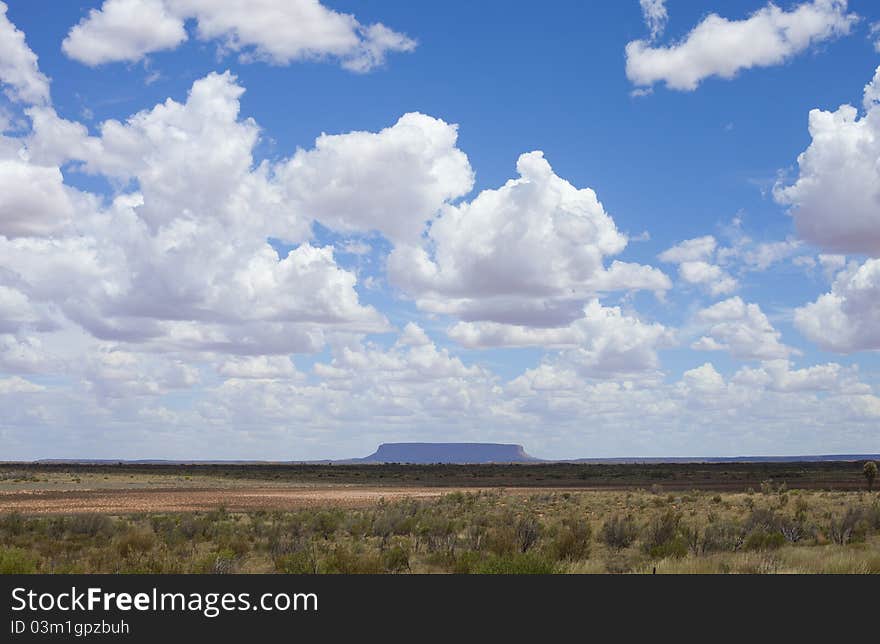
[864,461,878,491]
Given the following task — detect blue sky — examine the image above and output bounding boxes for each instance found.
[0,0,879,459]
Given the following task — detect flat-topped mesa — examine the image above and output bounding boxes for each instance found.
[361,442,539,464]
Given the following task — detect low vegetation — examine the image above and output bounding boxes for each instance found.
[2,487,879,574]
[0,460,873,491]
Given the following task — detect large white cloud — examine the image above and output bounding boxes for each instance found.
[389,151,670,326]
[794,258,880,352]
[278,113,474,244]
[626,0,857,92]
[449,299,674,377]
[62,0,416,71]
[5,72,387,354]
[0,2,49,104]
[692,296,794,360]
[774,66,880,255]
[61,0,187,66]
[783,77,880,355]
[0,159,75,238]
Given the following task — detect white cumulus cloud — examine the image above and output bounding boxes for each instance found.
[5,71,387,355]
[389,151,670,327]
[0,2,49,104]
[794,257,880,353]
[449,299,674,376]
[62,0,416,71]
[0,159,75,238]
[61,0,187,66]
[279,113,474,244]
[659,236,738,296]
[692,297,795,360]
[626,0,857,92]
[775,65,880,256]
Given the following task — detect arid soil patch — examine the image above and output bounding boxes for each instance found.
[0,486,516,514]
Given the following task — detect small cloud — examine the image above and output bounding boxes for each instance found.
[792,255,816,269]
[341,240,372,256]
[640,0,668,41]
[362,276,381,290]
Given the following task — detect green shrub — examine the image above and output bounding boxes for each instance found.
[192,553,218,574]
[514,515,542,553]
[418,516,457,553]
[213,548,237,574]
[0,511,25,536]
[702,521,744,552]
[485,525,518,556]
[867,501,880,531]
[643,510,686,558]
[743,530,785,551]
[826,508,867,545]
[604,554,632,574]
[745,508,779,533]
[219,535,250,558]
[320,546,383,574]
[116,529,156,559]
[551,517,591,561]
[312,511,343,539]
[177,516,208,540]
[646,537,688,559]
[275,549,317,574]
[779,517,807,543]
[382,545,410,573]
[451,551,481,574]
[644,510,680,549]
[599,515,638,550]
[476,552,557,574]
[0,547,37,574]
[69,514,114,538]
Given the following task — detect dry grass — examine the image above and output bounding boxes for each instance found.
[1,487,878,574]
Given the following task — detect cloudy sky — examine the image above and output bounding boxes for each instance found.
[0,0,879,460]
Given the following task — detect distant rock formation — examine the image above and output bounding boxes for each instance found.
[359,442,539,464]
